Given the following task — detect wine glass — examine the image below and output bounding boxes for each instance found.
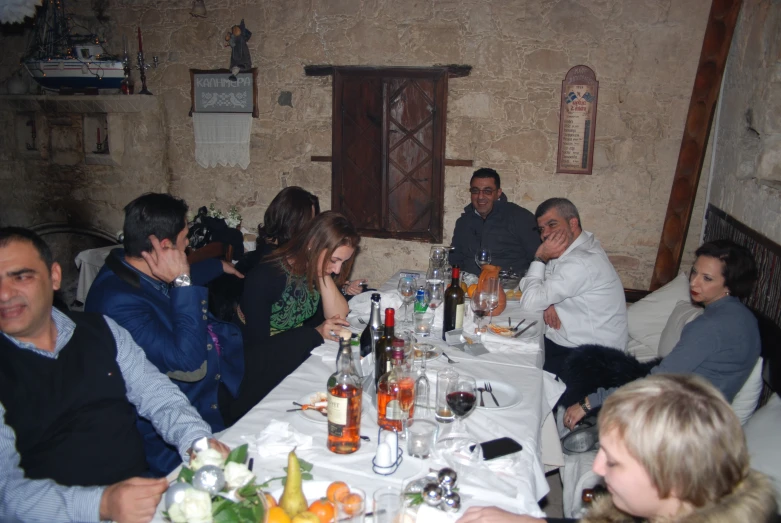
[475,248,492,269]
[445,376,478,438]
[482,277,499,325]
[426,280,444,311]
[397,277,415,326]
[470,290,488,341]
[429,246,448,268]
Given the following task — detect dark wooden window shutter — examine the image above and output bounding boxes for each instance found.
[331,67,448,243]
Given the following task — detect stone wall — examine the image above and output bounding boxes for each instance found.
[709,0,781,243]
[0,0,720,288]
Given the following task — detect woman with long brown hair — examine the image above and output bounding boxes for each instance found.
[228,211,360,420]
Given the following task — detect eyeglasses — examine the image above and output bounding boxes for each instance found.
[469,188,495,196]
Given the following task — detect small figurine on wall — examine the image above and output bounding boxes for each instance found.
[225,19,252,80]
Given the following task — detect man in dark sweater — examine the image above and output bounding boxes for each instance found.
[449,168,540,276]
[0,227,229,523]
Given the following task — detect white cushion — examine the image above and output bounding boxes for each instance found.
[744,393,781,507]
[627,272,691,356]
[732,357,764,425]
[657,300,704,358]
[626,337,659,363]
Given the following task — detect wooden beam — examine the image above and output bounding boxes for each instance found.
[444,159,474,167]
[304,64,472,78]
[304,65,334,77]
[649,0,742,291]
[311,155,332,162]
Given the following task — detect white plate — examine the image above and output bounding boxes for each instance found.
[347,316,369,330]
[295,392,329,424]
[475,379,523,410]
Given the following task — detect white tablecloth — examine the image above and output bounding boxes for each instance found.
[152,268,565,521]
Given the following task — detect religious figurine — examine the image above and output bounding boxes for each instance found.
[225,19,252,80]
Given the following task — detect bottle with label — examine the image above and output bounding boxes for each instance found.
[442,266,465,340]
[374,308,396,390]
[377,343,415,433]
[327,333,362,454]
[360,293,382,357]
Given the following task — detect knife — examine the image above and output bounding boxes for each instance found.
[512,320,538,338]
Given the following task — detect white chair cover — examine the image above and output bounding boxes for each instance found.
[193,113,252,169]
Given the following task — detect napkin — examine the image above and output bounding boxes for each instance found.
[241,420,313,459]
[348,290,403,316]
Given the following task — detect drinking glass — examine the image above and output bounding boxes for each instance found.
[335,487,366,523]
[482,277,499,325]
[470,290,488,340]
[405,419,438,458]
[445,376,478,438]
[434,368,458,423]
[475,248,492,269]
[372,487,403,523]
[397,277,415,326]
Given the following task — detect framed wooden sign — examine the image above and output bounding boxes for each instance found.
[556,65,598,174]
[189,68,259,118]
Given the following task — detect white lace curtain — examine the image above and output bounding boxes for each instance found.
[193,113,252,170]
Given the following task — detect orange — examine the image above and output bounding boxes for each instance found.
[460,282,468,294]
[326,481,349,504]
[339,493,363,516]
[268,506,292,523]
[467,284,477,298]
[308,498,335,523]
[264,492,278,509]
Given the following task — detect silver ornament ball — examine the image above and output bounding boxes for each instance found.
[192,465,226,495]
[438,468,458,490]
[422,483,443,506]
[441,491,461,512]
[164,481,193,510]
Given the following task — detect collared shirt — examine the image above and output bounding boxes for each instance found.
[0,308,212,523]
[519,230,628,349]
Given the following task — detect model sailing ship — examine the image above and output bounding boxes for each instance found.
[23,0,125,92]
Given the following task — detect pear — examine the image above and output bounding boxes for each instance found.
[279,449,308,518]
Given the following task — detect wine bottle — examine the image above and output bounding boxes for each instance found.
[442,266,465,340]
[327,333,362,454]
[374,308,396,390]
[360,293,382,357]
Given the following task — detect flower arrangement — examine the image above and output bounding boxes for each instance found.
[207,203,242,229]
[164,443,264,523]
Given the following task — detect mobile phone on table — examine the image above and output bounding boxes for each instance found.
[470,437,523,460]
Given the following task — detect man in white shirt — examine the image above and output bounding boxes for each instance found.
[519,198,628,377]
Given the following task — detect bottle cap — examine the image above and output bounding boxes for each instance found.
[451,266,460,279]
[384,308,396,326]
[371,293,381,301]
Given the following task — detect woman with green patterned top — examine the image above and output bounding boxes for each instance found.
[230,211,360,415]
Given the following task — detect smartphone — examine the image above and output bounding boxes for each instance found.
[470,437,523,460]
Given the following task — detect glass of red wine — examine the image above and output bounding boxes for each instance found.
[445,376,477,437]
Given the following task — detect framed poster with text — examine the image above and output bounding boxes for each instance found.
[556,66,598,174]
[189,68,259,118]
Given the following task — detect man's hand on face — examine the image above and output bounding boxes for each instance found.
[99,477,168,523]
[140,235,190,284]
[535,229,569,262]
[221,260,244,279]
[543,305,561,329]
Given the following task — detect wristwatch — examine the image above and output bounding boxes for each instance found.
[533,256,547,265]
[579,397,592,414]
[173,274,192,288]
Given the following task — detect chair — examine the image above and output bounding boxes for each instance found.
[186,241,233,265]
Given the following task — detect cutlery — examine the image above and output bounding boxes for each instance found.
[484,381,500,407]
[512,318,526,331]
[512,320,537,338]
[287,407,328,416]
[248,458,254,471]
[360,435,371,441]
[477,387,486,407]
[508,317,512,328]
[357,317,366,324]
[441,351,458,364]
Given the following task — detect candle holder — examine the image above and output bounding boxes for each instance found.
[372,428,403,476]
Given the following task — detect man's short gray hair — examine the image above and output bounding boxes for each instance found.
[534,198,581,228]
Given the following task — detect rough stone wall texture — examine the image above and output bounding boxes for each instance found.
[0,0,721,288]
[709,0,781,244]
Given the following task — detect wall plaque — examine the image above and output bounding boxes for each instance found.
[189,68,259,117]
[556,65,598,174]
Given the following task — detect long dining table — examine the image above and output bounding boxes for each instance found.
[152,269,564,521]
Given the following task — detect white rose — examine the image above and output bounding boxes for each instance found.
[169,489,213,523]
[223,461,255,489]
[190,447,224,471]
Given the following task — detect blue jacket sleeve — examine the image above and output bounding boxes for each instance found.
[191,258,224,287]
[95,286,211,377]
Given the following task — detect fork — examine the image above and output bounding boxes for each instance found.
[441,351,458,364]
[477,387,486,407]
[484,381,499,407]
[357,317,366,324]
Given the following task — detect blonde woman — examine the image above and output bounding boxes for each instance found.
[458,374,778,523]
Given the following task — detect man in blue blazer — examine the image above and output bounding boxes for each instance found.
[86,193,253,475]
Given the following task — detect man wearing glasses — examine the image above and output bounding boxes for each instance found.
[519,198,628,377]
[448,168,540,276]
